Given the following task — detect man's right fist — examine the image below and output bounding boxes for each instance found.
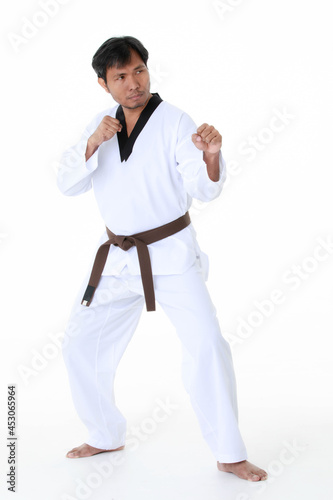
[90,116,122,148]
[85,116,122,161]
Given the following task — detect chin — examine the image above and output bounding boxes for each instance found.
[125,93,150,109]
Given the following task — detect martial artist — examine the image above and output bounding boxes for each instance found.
[57,35,267,482]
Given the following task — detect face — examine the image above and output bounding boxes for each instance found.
[98,49,151,110]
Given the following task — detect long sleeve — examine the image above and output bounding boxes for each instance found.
[175,112,226,202]
[57,114,102,196]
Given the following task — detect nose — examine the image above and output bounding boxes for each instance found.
[127,74,140,92]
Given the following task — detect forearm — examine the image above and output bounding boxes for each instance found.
[203,151,220,182]
[85,137,100,161]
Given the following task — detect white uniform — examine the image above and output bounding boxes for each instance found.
[57,94,248,462]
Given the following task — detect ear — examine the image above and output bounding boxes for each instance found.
[98,77,110,93]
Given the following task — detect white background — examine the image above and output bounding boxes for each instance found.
[1,0,332,499]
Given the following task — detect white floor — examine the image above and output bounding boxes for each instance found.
[2,295,333,500]
[1,358,332,500]
[2,406,332,500]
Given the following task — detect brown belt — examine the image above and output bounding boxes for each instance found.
[81,211,191,311]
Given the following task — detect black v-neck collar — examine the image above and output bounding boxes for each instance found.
[116,93,163,162]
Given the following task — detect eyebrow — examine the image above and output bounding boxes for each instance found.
[113,64,146,77]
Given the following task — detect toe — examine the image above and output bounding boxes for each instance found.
[256,468,268,480]
[249,473,260,481]
[66,447,80,458]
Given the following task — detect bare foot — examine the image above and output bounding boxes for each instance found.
[217,460,267,481]
[66,443,125,458]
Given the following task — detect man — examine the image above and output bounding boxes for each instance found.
[57,36,267,482]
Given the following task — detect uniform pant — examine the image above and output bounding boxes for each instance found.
[62,261,248,463]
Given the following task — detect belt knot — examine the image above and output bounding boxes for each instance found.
[81,212,191,311]
[112,235,135,251]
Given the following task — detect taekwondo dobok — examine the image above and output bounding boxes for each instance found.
[57,93,248,463]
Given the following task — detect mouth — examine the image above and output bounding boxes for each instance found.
[128,93,143,100]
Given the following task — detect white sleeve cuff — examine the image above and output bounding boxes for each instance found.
[85,140,99,173]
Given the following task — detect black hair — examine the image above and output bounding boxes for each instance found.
[92,36,149,83]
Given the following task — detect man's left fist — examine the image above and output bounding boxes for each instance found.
[192,123,222,154]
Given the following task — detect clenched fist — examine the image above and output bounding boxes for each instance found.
[90,116,122,147]
[191,123,222,155]
[86,116,122,161]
